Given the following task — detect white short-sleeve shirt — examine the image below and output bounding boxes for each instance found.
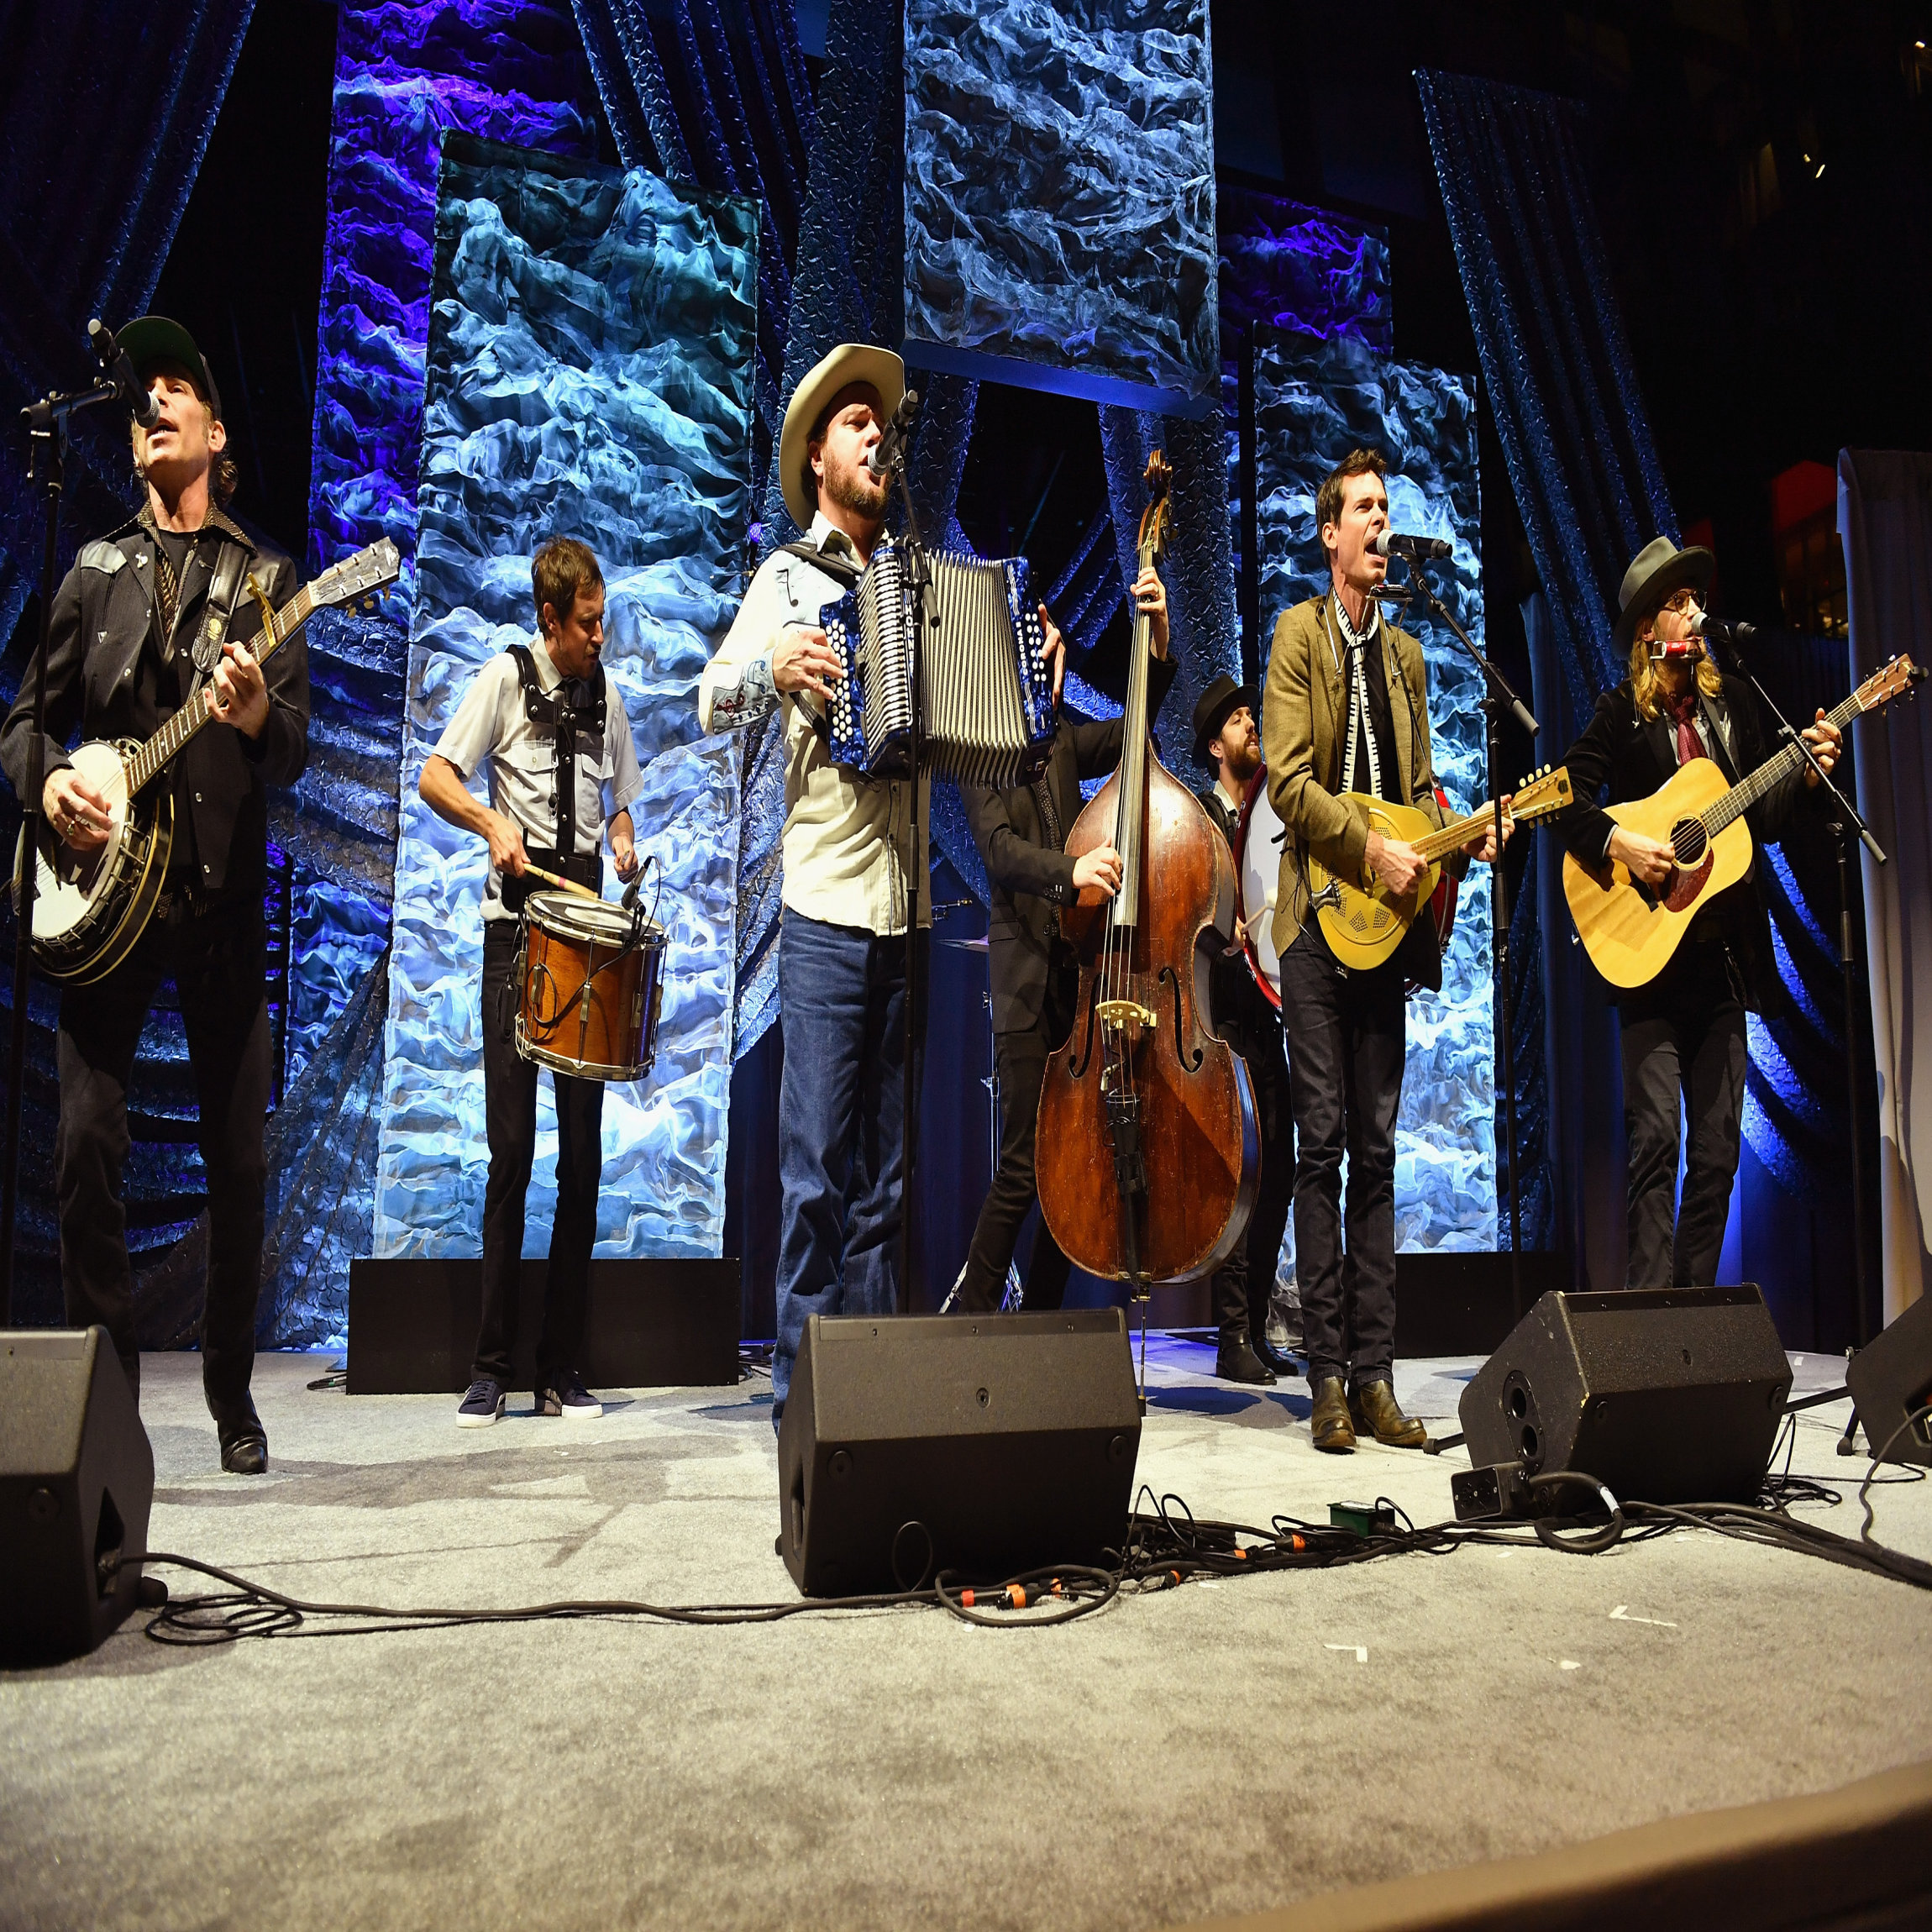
[433,634,645,921]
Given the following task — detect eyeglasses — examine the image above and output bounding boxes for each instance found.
[1660,588,1701,614]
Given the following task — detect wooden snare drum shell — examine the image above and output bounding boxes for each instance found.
[515,892,663,1083]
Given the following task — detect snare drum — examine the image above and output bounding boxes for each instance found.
[515,890,667,1083]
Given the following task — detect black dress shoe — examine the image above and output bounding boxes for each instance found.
[220,1431,268,1475]
[1348,1378,1428,1449]
[1309,1377,1357,1453]
[1215,1339,1277,1385]
[1253,1336,1300,1377]
[217,1399,269,1475]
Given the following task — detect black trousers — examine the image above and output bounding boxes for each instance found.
[1620,947,1748,1289]
[1278,926,1406,1389]
[475,921,604,1385]
[1209,986,1294,1351]
[56,891,270,1419]
[957,966,1074,1315]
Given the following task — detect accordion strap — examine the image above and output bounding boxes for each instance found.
[780,539,864,591]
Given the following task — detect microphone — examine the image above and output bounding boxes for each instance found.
[864,387,921,484]
[87,319,160,429]
[1373,529,1452,561]
[1687,611,1757,648]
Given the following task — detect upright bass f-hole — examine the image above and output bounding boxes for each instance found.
[1158,964,1201,1070]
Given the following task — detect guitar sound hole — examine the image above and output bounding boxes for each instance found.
[1670,819,1706,867]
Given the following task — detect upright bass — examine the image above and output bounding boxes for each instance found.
[1035,454,1258,1289]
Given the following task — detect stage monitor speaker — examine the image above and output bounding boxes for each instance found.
[1460,1286,1791,1505]
[1,1328,155,1665]
[777,1310,1141,1597]
[1848,1293,1932,1467]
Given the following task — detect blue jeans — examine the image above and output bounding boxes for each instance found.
[773,913,928,1424]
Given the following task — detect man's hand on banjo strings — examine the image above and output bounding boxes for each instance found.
[45,768,113,851]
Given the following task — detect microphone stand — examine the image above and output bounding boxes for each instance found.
[3,373,122,1317]
[1714,632,1882,1349]
[1383,557,1539,1320]
[876,392,928,1317]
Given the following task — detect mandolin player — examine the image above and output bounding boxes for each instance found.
[1261,449,1504,1455]
[0,316,308,1473]
[1560,537,1840,1290]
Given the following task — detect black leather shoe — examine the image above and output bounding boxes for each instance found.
[1254,1336,1300,1378]
[1215,1339,1277,1385]
[1310,1377,1356,1452]
[1348,1378,1428,1449]
[217,1399,269,1475]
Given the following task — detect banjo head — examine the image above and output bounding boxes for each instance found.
[25,740,164,969]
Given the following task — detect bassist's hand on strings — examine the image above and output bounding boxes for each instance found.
[44,769,112,851]
[211,639,269,738]
[1131,568,1169,657]
[1073,844,1125,899]
[1609,825,1676,887]
[1799,708,1843,786]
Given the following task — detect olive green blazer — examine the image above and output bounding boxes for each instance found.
[1260,591,1447,957]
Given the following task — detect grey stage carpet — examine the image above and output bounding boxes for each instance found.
[3,1339,1929,1932]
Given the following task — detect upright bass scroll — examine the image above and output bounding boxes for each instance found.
[1033,453,1259,1291]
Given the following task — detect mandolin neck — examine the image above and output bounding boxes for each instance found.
[123,579,314,796]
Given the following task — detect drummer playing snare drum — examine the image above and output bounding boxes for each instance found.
[418,536,646,1430]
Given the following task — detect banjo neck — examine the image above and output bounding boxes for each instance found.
[122,577,318,797]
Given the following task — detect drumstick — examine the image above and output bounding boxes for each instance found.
[521,862,603,903]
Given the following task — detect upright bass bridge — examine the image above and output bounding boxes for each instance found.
[1095,998,1157,1032]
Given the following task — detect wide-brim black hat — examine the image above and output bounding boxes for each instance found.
[1614,535,1714,651]
[1192,671,1260,769]
[118,315,223,420]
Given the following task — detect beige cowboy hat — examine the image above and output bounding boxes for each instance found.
[778,342,905,533]
[1614,534,1715,650]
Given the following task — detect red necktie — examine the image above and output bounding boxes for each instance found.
[1669,690,1707,767]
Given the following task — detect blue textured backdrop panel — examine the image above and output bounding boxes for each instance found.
[1255,329,1497,1254]
[903,0,1219,417]
[375,136,756,1260]
[1218,186,1392,355]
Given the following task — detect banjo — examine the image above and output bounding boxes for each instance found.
[20,537,399,983]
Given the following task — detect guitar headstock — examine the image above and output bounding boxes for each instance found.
[1506,764,1574,824]
[312,538,402,616]
[1853,654,1925,714]
[1137,452,1172,564]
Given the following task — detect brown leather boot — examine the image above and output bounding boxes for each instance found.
[1309,1377,1356,1453]
[1349,1378,1428,1449]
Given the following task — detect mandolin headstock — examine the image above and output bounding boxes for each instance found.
[1137,452,1172,565]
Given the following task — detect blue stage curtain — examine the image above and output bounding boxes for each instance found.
[0,0,258,645]
[1417,71,1687,1255]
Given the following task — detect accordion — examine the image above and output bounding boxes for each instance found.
[811,537,1055,788]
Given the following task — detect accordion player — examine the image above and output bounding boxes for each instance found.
[801,534,1057,789]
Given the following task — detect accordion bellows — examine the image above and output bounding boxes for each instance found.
[816,536,1056,788]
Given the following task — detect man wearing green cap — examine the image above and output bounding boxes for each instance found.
[0,316,309,1473]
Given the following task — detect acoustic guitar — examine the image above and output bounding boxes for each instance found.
[20,537,399,984]
[1562,654,1921,990]
[1305,764,1573,972]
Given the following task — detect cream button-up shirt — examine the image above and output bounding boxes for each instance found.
[699,512,930,936]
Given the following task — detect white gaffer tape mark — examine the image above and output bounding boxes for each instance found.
[1325,1643,1368,1663]
[1560,1660,1581,1671]
[1609,1604,1677,1627]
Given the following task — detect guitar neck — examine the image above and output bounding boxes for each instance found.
[123,580,314,795]
[1701,685,1864,837]
[1415,801,1500,863]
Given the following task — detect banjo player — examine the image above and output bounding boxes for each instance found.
[0,315,308,1474]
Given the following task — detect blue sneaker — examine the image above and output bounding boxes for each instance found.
[534,1368,602,1420]
[456,1377,506,1428]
